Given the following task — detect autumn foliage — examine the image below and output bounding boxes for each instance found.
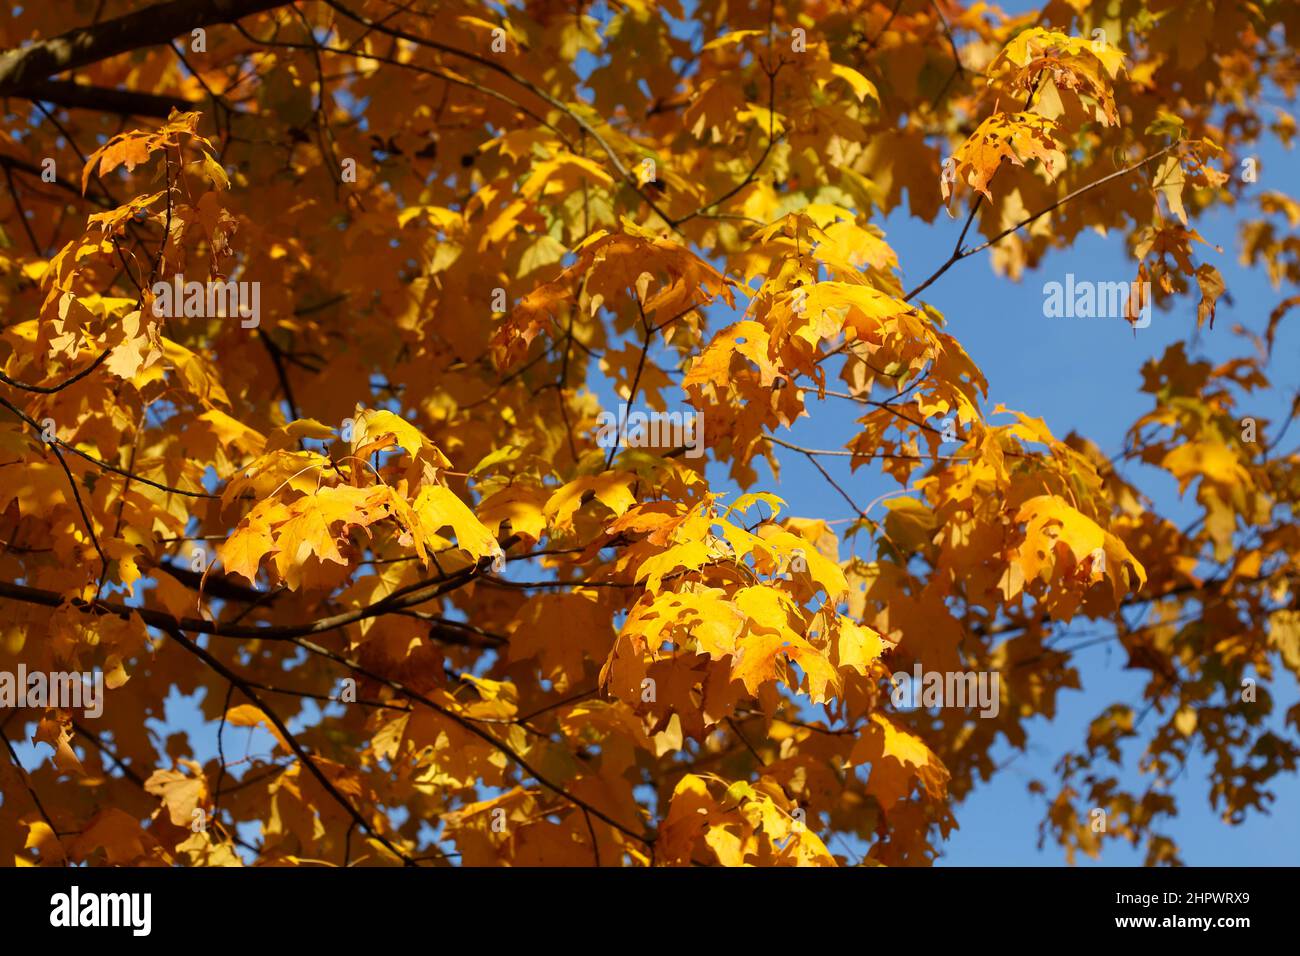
[0,0,1297,867]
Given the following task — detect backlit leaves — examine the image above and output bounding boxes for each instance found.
[0,1,1295,872]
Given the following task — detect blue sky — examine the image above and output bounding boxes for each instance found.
[644,147,1300,865]
[773,169,1300,865]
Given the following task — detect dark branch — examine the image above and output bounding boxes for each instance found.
[0,0,289,99]
[23,79,195,117]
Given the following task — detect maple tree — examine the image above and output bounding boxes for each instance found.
[0,0,1296,868]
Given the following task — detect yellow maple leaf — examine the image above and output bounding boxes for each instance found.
[851,713,950,812]
[412,484,500,562]
[944,112,1064,204]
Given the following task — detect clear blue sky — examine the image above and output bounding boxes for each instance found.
[770,176,1300,865]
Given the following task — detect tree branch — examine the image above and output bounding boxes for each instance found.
[22,79,195,117]
[0,0,289,98]
[903,142,1181,303]
[158,620,416,865]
